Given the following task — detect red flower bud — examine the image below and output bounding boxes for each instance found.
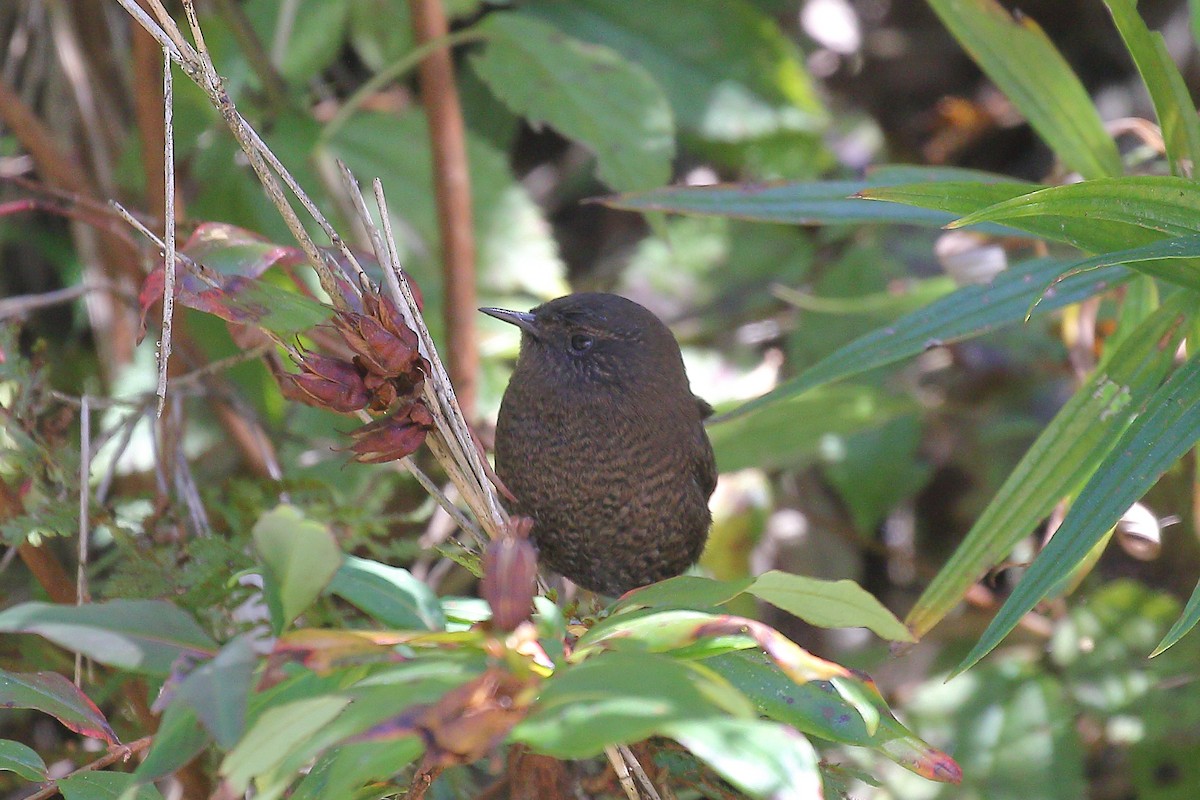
[481,517,538,632]
[277,353,369,412]
[343,401,434,463]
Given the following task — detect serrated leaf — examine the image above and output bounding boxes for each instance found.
[925,0,1121,179]
[0,601,216,676]
[523,0,826,143]
[959,349,1200,673]
[253,505,343,631]
[0,739,47,781]
[327,555,445,631]
[0,670,118,744]
[665,717,823,799]
[749,571,913,642]
[1104,0,1200,175]
[720,255,1122,422]
[909,295,1191,639]
[471,12,672,192]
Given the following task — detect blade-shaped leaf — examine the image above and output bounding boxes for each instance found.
[1103,0,1200,174]
[614,575,756,611]
[471,12,674,192]
[664,717,823,800]
[0,739,47,782]
[908,294,1191,639]
[253,505,343,632]
[925,0,1121,179]
[749,571,913,642]
[133,703,211,783]
[327,555,445,631]
[949,176,1200,239]
[720,256,1124,421]
[0,600,216,676]
[959,349,1200,673]
[604,166,1028,227]
[1153,577,1200,656]
[0,670,117,744]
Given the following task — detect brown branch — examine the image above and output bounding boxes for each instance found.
[24,737,153,800]
[132,11,167,217]
[406,757,446,800]
[407,0,479,417]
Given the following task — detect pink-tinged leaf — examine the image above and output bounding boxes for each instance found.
[179,223,300,279]
[0,670,118,744]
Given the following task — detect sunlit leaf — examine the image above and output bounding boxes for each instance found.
[749,571,913,642]
[1103,0,1200,174]
[328,555,446,631]
[253,505,344,632]
[665,717,823,799]
[471,12,674,192]
[221,696,352,792]
[925,0,1121,178]
[0,601,216,676]
[959,350,1200,673]
[909,294,1191,638]
[614,575,755,611]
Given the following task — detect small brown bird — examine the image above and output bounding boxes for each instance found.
[481,293,717,596]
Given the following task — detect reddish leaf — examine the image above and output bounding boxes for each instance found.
[0,670,119,744]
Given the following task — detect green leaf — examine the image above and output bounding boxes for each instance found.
[949,176,1200,240]
[1153,577,1200,656]
[512,652,744,757]
[710,383,914,472]
[471,12,674,192]
[58,772,165,800]
[221,696,352,792]
[0,600,216,676]
[958,348,1200,673]
[665,717,822,800]
[134,703,211,783]
[708,651,962,783]
[909,295,1191,639]
[614,575,756,611]
[574,608,757,659]
[748,571,913,642]
[0,670,117,744]
[291,739,422,800]
[253,505,343,631]
[172,635,257,748]
[1030,234,1200,294]
[925,0,1121,179]
[1103,0,1200,174]
[523,0,826,143]
[721,255,1123,422]
[327,555,445,631]
[0,739,46,782]
[605,166,1020,227]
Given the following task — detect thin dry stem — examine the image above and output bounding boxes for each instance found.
[75,394,90,686]
[619,745,663,800]
[24,737,153,800]
[606,745,643,800]
[157,46,175,416]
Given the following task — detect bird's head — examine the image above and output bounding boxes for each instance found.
[480,293,685,390]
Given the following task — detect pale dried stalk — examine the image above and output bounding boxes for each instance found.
[111,0,507,544]
[157,45,175,416]
[605,745,643,800]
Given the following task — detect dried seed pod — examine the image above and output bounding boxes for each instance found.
[481,517,538,632]
[276,353,369,412]
[343,401,434,463]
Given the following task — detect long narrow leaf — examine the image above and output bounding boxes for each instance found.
[719,257,1124,422]
[958,348,1200,673]
[925,0,1121,179]
[1104,0,1200,174]
[908,295,1192,638]
[1153,577,1200,656]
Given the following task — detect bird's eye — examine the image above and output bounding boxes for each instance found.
[569,334,594,354]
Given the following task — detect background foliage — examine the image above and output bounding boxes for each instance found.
[4,0,1200,798]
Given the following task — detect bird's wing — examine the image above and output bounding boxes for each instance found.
[693,395,718,498]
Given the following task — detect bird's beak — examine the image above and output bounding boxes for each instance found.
[479,307,539,337]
